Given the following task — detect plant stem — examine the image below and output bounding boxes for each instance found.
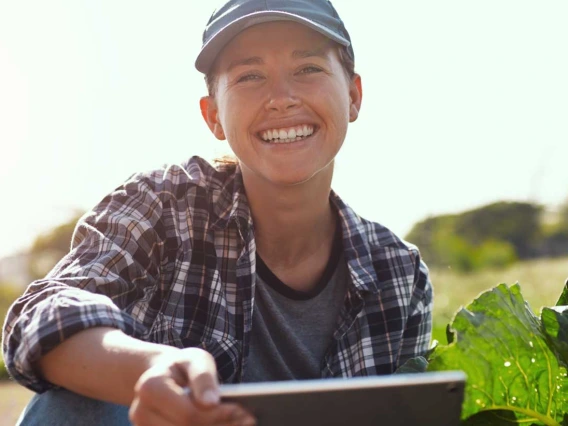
[481,406,560,426]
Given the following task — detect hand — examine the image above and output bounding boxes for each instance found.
[129,347,256,426]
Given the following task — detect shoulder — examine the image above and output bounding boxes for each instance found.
[358,215,426,287]
[122,156,237,196]
[360,216,420,261]
[333,192,420,262]
[359,215,428,284]
[77,156,240,237]
[333,192,429,293]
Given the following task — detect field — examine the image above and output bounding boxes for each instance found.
[429,255,568,343]
[0,382,33,426]
[0,256,566,421]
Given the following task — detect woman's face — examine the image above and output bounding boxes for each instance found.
[201,21,362,187]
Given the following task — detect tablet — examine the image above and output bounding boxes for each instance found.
[220,371,466,426]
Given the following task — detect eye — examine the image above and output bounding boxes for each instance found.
[237,73,262,83]
[297,66,323,75]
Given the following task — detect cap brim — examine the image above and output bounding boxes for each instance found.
[195,11,351,74]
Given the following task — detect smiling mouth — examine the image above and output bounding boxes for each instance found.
[258,124,317,144]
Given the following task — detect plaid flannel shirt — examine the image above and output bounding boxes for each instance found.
[2,156,433,393]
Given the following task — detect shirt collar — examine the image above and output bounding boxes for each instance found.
[210,164,254,239]
[330,191,382,295]
[209,165,382,295]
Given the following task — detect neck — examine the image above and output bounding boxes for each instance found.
[242,167,336,267]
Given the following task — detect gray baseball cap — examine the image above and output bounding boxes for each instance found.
[195,0,354,74]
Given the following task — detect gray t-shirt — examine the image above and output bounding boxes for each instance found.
[243,241,348,382]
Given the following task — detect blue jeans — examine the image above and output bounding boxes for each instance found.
[17,388,131,426]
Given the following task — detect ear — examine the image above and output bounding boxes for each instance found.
[200,96,226,140]
[348,74,363,123]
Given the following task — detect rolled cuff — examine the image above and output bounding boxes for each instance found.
[4,288,147,393]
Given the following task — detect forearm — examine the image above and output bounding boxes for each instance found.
[37,327,177,406]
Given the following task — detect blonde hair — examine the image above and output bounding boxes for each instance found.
[213,154,239,171]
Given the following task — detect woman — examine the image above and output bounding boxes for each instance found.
[3,1,433,425]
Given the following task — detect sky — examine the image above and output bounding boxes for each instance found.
[1,1,567,258]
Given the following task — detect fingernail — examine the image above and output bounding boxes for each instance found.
[201,389,220,404]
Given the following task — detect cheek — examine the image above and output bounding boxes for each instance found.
[218,100,257,158]
[218,98,248,139]
[316,80,352,117]
[319,88,351,139]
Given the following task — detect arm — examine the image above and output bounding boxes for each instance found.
[37,327,175,406]
[3,171,255,424]
[38,327,255,425]
[2,174,164,392]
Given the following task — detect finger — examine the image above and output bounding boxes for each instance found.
[213,402,256,425]
[182,348,220,407]
[129,398,179,426]
[135,376,256,426]
[187,401,256,425]
[135,374,194,424]
[218,420,257,426]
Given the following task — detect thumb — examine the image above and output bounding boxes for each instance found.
[183,348,221,408]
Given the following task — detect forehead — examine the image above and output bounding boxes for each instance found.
[214,21,333,65]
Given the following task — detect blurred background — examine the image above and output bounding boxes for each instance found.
[1,1,567,422]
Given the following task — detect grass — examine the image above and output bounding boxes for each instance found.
[429,255,568,344]
[0,381,33,425]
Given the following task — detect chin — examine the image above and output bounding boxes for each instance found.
[264,167,327,187]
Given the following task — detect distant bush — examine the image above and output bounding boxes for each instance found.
[431,234,476,272]
[1,282,21,381]
[0,283,20,308]
[540,200,568,257]
[406,201,540,272]
[540,230,568,257]
[28,213,83,280]
[473,239,517,270]
[454,201,542,259]
[0,356,9,381]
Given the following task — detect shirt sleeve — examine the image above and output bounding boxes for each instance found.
[396,250,434,367]
[2,174,169,393]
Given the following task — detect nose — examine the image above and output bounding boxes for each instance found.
[264,76,301,113]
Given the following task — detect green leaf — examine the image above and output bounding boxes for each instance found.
[556,280,568,307]
[394,356,428,374]
[428,283,568,425]
[542,306,568,365]
[461,409,520,425]
[446,323,456,344]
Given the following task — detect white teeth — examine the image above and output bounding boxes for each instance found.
[268,136,307,144]
[259,125,315,142]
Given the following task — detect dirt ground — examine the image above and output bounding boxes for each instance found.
[0,381,33,426]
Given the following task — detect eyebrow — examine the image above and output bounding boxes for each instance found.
[291,46,329,60]
[226,46,331,72]
[226,56,264,73]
